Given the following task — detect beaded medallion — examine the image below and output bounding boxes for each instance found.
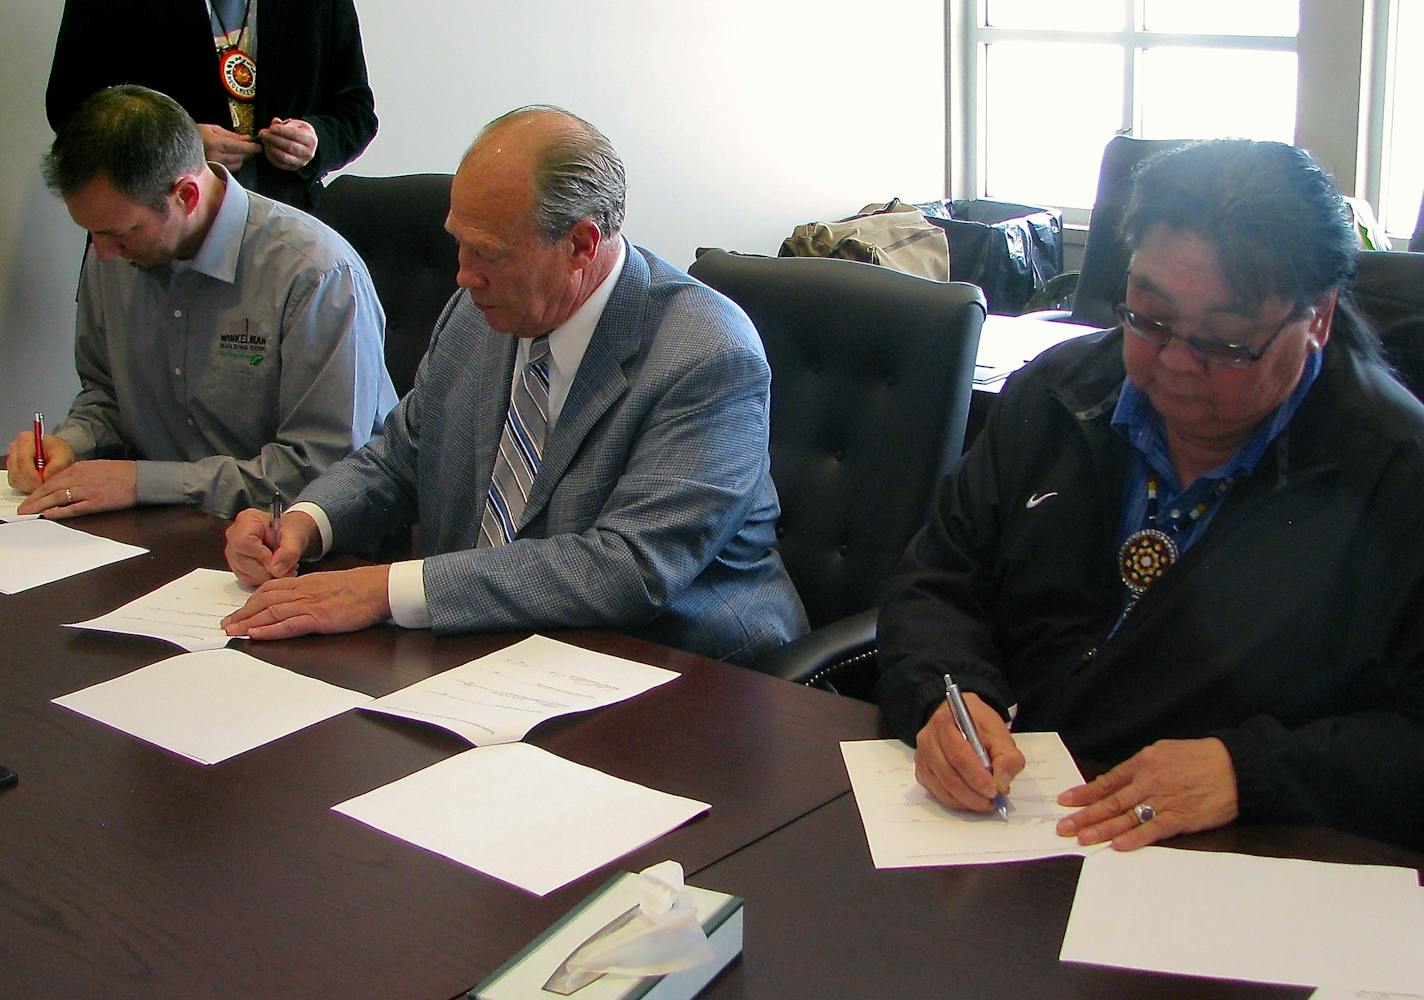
[1118,527,1179,594]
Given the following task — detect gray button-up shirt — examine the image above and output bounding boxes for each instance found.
[55,165,398,517]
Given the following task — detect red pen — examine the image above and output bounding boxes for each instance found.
[32,411,46,482]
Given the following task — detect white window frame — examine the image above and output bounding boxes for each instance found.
[947,0,1398,238]
[1363,0,1420,239]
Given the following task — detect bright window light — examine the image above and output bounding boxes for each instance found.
[983,42,1124,209]
[1140,48,1297,143]
[1382,0,1424,235]
[987,0,1122,31]
[1142,0,1298,36]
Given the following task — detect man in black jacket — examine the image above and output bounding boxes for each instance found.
[877,139,1424,853]
[46,0,377,211]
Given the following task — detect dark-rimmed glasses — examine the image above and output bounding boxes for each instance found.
[1114,302,1305,368]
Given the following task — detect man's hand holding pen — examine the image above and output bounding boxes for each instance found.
[913,683,1240,851]
[224,506,316,586]
[914,692,1024,816]
[7,430,75,493]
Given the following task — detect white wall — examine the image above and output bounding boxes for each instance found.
[354,0,946,262]
[0,3,83,439]
[0,1,946,437]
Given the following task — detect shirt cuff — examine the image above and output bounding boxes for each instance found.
[288,501,334,558]
[134,461,188,505]
[51,423,97,459]
[387,559,432,629]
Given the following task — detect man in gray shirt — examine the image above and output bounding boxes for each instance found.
[6,85,396,519]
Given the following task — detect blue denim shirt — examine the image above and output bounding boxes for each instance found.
[1111,348,1323,553]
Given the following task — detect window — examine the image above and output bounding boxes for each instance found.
[968,0,1299,220]
[958,0,1420,244]
[1376,0,1423,237]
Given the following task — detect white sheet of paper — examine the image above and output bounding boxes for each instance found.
[333,742,711,896]
[362,634,679,745]
[1062,846,1424,993]
[65,567,250,651]
[0,518,147,593]
[976,314,1097,370]
[0,484,41,522]
[841,734,1097,867]
[52,648,371,764]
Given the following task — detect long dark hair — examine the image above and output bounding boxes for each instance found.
[1121,139,1384,365]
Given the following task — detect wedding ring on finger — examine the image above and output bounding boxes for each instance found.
[1132,802,1156,825]
[64,488,74,505]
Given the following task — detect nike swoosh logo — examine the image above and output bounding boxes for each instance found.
[1025,492,1059,509]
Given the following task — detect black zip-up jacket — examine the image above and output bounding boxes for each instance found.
[877,328,1424,851]
[46,0,377,211]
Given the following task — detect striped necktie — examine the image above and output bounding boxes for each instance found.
[479,335,551,547]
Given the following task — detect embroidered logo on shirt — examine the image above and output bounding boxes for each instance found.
[218,327,269,366]
[1025,492,1059,509]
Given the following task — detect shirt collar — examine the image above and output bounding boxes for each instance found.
[1112,347,1325,485]
[539,236,627,378]
[173,163,248,283]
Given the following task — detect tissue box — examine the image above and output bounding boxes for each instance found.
[471,872,743,1000]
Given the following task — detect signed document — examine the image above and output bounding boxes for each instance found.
[66,567,250,651]
[0,484,40,522]
[362,634,679,745]
[840,733,1098,868]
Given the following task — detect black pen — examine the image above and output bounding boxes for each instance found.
[944,673,1009,820]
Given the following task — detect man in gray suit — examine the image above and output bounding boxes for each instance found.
[222,106,806,664]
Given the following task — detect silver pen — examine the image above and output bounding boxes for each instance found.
[944,673,1009,820]
[270,489,284,551]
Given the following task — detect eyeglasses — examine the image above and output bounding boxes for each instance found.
[1114,303,1305,369]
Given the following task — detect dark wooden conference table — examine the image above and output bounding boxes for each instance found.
[0,505,879,998]
[3,506,1421,999]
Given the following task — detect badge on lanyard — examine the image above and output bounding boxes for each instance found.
[219,47,256,102]
[212,0,256,103]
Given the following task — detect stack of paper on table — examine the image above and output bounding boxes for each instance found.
[0,518,146,593]
[334,636,701,894]
[66,567,250,651]
[1062,846,1424,994]
[360,634,679,745]
[1,484,40,522]
[52,648,370,764]
[841,733,1099,867]
[334,743,710,896]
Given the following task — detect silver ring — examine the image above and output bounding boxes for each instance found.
[64,488,74,505]
[1132,802,1155,825]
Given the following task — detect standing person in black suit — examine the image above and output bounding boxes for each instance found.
[46,0,377,211]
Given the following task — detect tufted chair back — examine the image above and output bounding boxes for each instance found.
[1353,250,1424,399]
[689,250,986,632]
[318,174,459,398]
[1071,136,1194,329]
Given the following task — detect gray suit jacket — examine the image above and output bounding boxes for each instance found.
[299,243,807,664]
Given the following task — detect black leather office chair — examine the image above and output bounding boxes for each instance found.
[1352,250,1424,398]
[1029,136,1193,329]
[318,173,459,397]
[688,251,987,699]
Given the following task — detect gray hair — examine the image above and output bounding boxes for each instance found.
[43,85,206,213]
[478,105,627,242]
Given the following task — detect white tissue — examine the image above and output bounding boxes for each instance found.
[565,861,716,977]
